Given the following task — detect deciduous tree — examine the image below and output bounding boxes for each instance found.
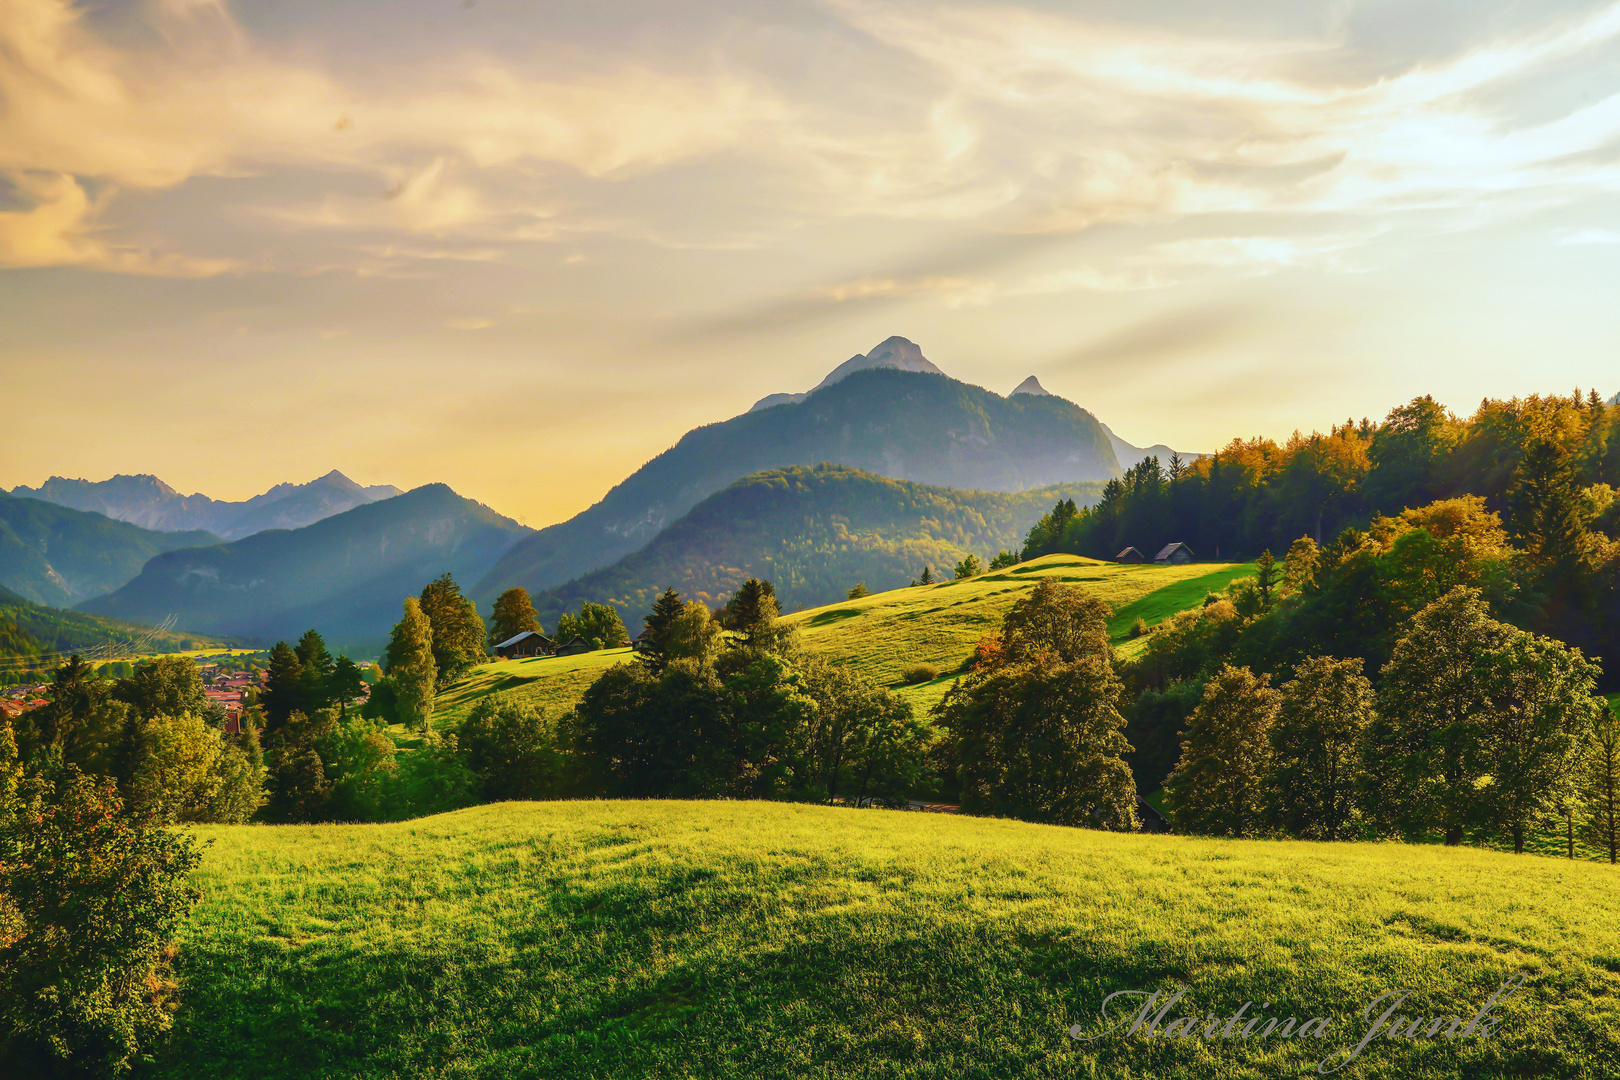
[1267,656,1373,840]
[384,598,437,728]
[1164,665,1278,838]
[488,586,542,646]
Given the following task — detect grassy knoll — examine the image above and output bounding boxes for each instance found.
[426,558,1252,726]
[152,800,1617,1079]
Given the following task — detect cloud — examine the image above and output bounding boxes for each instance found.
[443,317,495,330]
[0,170,238,274]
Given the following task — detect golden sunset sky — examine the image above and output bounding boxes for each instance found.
[4,0,1620,526]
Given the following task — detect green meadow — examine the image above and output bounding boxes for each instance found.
[151,800,1619,1079]
[430,557,1255,724]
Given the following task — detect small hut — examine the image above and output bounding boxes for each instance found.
[1115,547,1145,563]
[552,636,591,657]
[493,630,553,659]
[1153,542,1195,565]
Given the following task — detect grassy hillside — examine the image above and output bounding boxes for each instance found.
[532,464,1109,626]
[432,557,1253,724]
[79,484,529,653]
[150,800,1619,1079]
[0,490,222,607]
[475,365,1123,606]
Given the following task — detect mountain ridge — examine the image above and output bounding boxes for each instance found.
[9,470,403,540]
[78,484,530,652]
[474,358,1123,607]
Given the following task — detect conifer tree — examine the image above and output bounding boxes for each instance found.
[418,573,486,685]
[385,598,437,729]
[1581,705,1620,864]
[260,641,304,732]
[637,588,687,674]
[1164,664,1278,838]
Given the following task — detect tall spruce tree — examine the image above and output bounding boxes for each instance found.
[636,588,687,674]
[1581,706,1620,864]
[294,629,335,715]
[260,642,305,733]
[385,598,437,728]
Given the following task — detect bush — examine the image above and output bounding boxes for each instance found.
[0,764,203,1075]
[900,664,940,685]
[1129,617,1151,639]
[458,695,571,802]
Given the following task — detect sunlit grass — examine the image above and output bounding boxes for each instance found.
[152,800,1620,1079]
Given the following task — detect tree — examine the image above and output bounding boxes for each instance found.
[22,655,107,757]
[1253,549,1280,611]
[1508,437,1586,573]
[0,765,203,1075]
[1475,631,1603,853]
[989,550,1019,571]
[953,554,982,580]
[384,598,437,729]
[260,641,304,732]
[294,629,336,714]
[458,695,570,802]
[636,588,687,674]
[1163,665,1279,838]
[557,602,629,651]
[720,578,793,655]
[113,656,208,720]
[418,573,487,685]
[120,710,262,825]
[264,709,338,823]
[1282,536,1321,594]
[488,586,543,646]
[846,582,870,600]
[1267,656,1373,840]
[917,565,935,586]
[936,579,1137,829]
[326,656,365,719]
[1580,705,1620,864]
[666,600,725,665]
[1367,587,1515,845]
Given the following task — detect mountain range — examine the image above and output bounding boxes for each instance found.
[0,491,224,607]
[531,464,1106,627]
[474,337,1131,607]
[9,470,401,540]
[79,485,529,652]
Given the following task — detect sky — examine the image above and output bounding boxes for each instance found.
[4,0,1620,527]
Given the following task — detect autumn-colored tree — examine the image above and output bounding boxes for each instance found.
[488,586,542,646]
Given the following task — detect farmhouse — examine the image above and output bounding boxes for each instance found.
[1115,547,1145,563]
[493,631,553,659]
[1154,542,1195,565]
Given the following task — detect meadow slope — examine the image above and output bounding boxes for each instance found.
[434,556,1255,724]
[153,800,1619,1079]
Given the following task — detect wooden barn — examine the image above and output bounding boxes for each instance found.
[552,636,591,657]
[1115,547,1145,563]
[493,630,553,659]
[1153,542,1195,565]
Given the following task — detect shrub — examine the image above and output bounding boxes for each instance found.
[0,765,203,1075]
[846,582,870,600]
[1129,617,1151,639]
[901,664,940,685]
[458,695,571,802]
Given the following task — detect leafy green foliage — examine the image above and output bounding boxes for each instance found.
[383,599,436,728]
[1266,656,1373,841]
[555,602,629,651]
[418,573,487,685]
[457,696,571,802]
[0,765,202,1075]
[936,579,1138,829]
[1163,665,1279,838]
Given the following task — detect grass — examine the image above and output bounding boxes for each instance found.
[147,800,1620,1079]
[426,557,1252,726]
